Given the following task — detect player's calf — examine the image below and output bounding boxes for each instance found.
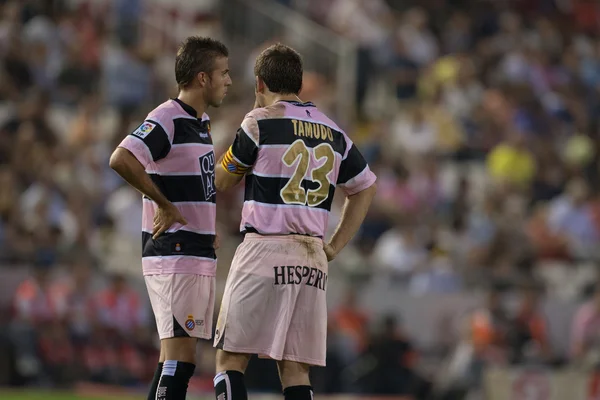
[155,337,197,400]
[214,350,251,400]
[277,361,313,400]
[147,362,163,400]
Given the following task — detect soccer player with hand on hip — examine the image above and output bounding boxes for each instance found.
[109,37,231,400]
[212,44,377,400]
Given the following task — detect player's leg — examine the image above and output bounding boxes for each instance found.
[212,236,294,400]
[147,345,166,400]
[277,360,313,400]
[156,337,198,400]
[277,236,328,400]
[146,274,215,400]
[212,277,251,400]
[213,349,251,400]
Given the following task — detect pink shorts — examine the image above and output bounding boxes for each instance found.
[145,274,215,340]
[214,233,328,366]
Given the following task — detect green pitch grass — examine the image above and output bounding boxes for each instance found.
[0,391,142,400]
[0,391,217,400]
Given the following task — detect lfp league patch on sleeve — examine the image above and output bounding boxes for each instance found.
[132,121,156,139]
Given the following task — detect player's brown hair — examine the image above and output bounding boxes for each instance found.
[254,44,303,95]
[175,36,229,90]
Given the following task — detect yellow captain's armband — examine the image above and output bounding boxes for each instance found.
[221,146,250,176]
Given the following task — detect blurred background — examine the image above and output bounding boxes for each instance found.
[1,0,600,399]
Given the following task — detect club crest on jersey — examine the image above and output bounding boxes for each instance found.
[132,122,156,139]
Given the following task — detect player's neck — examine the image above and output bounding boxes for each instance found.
[269,93,303,106]
[177,91,207,117]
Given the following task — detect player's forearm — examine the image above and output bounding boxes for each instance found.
[328,183,377,254]
[109,148,170,207]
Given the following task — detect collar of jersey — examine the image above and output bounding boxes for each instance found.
[172,98,198,118]
[278,100,315,107]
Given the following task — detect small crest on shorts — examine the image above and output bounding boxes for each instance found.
[185,315,195,331]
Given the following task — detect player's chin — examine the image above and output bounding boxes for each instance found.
[210,96,226,108]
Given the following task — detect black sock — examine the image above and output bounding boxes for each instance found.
[284,385,314,400]
[156,360,195,400]
[147,362,163,400]
[214,370,248,400]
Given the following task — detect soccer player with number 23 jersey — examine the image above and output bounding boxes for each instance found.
[213,44,377,400]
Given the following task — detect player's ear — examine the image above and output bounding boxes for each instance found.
[197,71,208,88]
[256,76,266,93]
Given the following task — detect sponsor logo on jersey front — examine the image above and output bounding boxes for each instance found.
[199,152,216,200]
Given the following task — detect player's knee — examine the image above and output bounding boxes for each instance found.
[161,337,197,364]
[216,349,250,373]
[277,360,310,389]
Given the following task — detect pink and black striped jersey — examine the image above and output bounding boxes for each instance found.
[118,98,217,276]
[221,100,377,238]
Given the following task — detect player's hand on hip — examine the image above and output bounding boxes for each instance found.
[323,243,338,262]
[152,202,188,240]
[214,232,221,250]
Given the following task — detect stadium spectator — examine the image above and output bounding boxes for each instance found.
[570,282,600,367]
[94,273,148,339]
[507,285,553,365]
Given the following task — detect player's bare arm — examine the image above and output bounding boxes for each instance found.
[109,147,187,239]
[325,182,377,261]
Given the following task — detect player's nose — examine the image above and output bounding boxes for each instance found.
[225,76,232,86]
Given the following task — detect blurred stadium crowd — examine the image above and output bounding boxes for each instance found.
[2,0,600,398]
